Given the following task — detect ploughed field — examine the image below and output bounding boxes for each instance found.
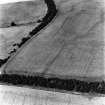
[0,0,105,81]
[0,0,105,98]
[0,0,105,94]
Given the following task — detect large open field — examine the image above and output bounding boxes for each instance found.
[0,0,105,104]
[2,0,104,80]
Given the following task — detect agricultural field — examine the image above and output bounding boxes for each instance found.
[2,0,104,80]
[0,0,105,104]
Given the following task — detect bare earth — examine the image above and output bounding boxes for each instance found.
[0,0,105,104]
[0,0,105,81]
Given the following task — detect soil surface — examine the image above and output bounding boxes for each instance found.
[4,0,105,79]
[0,0,105,96]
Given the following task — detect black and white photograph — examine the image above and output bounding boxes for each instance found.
[0,0,105,105]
